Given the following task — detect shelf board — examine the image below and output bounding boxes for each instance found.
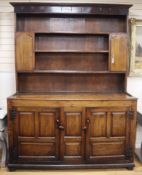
[17,70,126,74]
[34,70,109,74]
[17,70,125,74]
[35,50,109,53]
[35,32,110,35]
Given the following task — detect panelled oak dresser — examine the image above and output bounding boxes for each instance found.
[7,3,137,170]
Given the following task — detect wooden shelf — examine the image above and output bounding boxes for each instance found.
[35,32,110,35]
[35,50,109,53]
[10,92,136,101]
[18,70,109,74]
[17,70,126,74]
[34,70,110,74]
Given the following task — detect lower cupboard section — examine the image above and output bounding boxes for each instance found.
[8,104,136,169]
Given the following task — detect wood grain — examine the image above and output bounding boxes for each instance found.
[16,33,34,71]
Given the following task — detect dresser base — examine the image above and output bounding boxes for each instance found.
[8,162,134,171]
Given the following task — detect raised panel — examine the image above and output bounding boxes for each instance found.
[92,142,125,156]
[65,112,82,136]
[16,32,34,71]
[110,33,128,71]
[19,142,56,157]
[111,112,127,137]
[90,112,107,137]
[38,112,57,137]
[18,112,35,137]
[65,143,81,156]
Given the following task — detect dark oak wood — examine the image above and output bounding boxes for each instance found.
[17,73,125,93]
[7,2,136,170]
[35,53,108,71]
[8,162,135,170]
[35,34,108,51]
[16,16,127,33]
[11,3,131,15]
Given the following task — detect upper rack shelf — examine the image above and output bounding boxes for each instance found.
[35,32,110,35]
[35,50,109,53]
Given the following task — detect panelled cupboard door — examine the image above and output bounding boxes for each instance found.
[86,107,133,163]
[16,32,35,71]
[10,107,60,162]
[61,108,85,163]
[109,33,128,72]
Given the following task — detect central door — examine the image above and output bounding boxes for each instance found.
[61,107,85,163]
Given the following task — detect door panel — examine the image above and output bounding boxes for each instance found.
[62,108,85,163]
[65,142,81,156]
[18,112,35,137]
[111,112,127,136]
[38,112,57,137]
[90,112,107,137]
[110,33,128,71]
[92,142,125,156]
[19,142,56,157]
[16,32,34,71]
[65,112,82,136]
[86,107,131,163]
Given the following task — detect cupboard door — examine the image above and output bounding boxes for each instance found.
[109,33,128,71]
[61,108,85,163]
[16,32,34,71]
[10,107,60,162]
[86,107,132,163]
[36,108,60,161]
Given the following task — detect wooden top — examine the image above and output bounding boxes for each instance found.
[8,93,136,101]
[10,2,132,15]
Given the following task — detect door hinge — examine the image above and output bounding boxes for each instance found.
[127,110,134,119]
[125,147,133,159]
[12,147,18,159]
[11,108,17,120]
